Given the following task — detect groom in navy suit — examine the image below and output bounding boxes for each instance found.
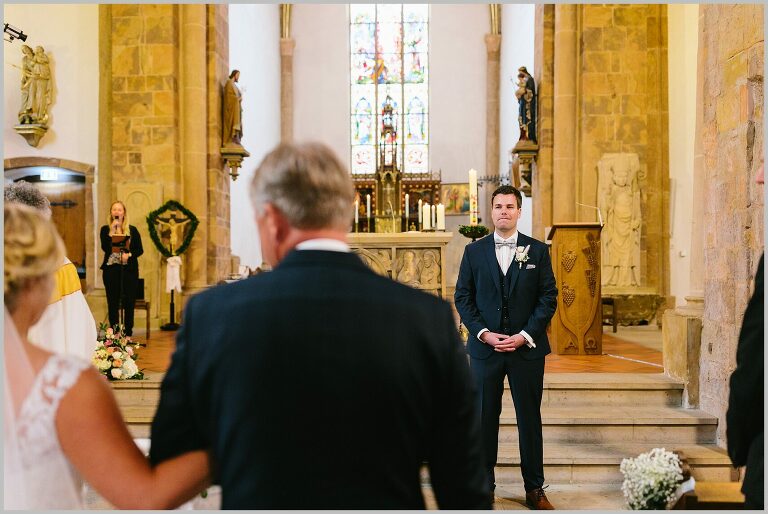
[455,185,558,510]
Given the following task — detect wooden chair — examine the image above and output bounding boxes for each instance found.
[135,278,150,340]
[602,296,618,333]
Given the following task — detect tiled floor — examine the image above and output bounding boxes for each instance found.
[131,324,663,375]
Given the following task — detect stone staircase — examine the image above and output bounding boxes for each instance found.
[113,372,736,498]
[494,373,736,487]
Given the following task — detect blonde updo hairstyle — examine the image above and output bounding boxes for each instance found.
[4,203,65,311]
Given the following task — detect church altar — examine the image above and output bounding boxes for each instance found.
[348,232,454,299]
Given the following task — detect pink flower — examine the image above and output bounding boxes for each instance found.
[104,340,112,346]
[106,328,114,336]
[126,347,134,356]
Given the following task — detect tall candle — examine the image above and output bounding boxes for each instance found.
[468,168,478,226]
[418,199,423,223]
[366,194,371,219]
[354,200,358,224]
[431,204,436,227]
[404,194,409,221]
[436,203,445,230]
[422,203,431,230]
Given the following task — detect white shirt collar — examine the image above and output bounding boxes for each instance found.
[494,230,518,244]
[295,238,351,253]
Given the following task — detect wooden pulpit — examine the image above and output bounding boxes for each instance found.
[547,223,603,355]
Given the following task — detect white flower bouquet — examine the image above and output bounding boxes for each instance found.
[92,323,145,380]
[620,448,684,510]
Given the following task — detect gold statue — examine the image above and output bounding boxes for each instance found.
[156,212,192,254]
[18,45,35,124]
[222,70,243,146]
[30,46,52,125]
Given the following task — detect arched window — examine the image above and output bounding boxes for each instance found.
[349,4,429,174]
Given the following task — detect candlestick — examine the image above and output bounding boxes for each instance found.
[436,203,445,230]
[405,194,409,222]
[468,168,478,226]
[354,200,358,225]
[418,199,423,223]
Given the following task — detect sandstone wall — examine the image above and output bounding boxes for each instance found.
[698,4,764,445]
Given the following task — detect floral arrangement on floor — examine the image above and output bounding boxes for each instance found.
[92,323,144,380]
[620,447,685,510]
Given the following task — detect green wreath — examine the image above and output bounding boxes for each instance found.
[146,200,200,258]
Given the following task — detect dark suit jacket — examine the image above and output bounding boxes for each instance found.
[727,253,764,505]
[99,225,143,272]
[454,232,558,360]
[149,250,489,509]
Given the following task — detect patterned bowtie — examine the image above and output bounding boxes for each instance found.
[495,241,515,249]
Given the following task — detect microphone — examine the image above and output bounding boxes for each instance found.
[576,202,603,227]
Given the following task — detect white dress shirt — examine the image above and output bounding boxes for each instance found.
[477,231,535,348]
[295,239,351,253]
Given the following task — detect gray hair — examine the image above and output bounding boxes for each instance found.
[250,142,354,230]
[4,181,52,215]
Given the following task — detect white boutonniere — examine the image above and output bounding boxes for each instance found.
[515,245,531,269]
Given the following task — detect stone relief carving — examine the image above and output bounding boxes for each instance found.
[396,249,421,286]
[598,153,642,287]
[354,248,391,278]
[419,250,440,289]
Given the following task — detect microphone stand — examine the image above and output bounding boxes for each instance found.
[160,242,180,331]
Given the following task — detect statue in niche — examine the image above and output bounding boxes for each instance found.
[396,250,421,287]
[514,66,537,144]
[222,69,243,146]
[30,46,52,125]
[419,250,440,289]
[18,45,35,124]
[598,153,642,287]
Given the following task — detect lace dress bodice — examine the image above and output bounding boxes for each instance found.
[16,354,90,509]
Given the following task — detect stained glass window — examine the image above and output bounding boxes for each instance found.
[350,4,428,174]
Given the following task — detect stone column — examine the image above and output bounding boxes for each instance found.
[280,38,296,143]
[484,33,501,225]
[180,4,209,297]
[533,5,555,240]
[552,5,577,223]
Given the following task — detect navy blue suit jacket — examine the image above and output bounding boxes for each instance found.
[150,249,489,509]
[454,232,558,360]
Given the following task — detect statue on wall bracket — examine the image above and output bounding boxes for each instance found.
[510,66,538,197]
[14,45,53,147]
[220,69,250,180]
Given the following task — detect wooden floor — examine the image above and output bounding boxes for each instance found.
[130,325,663,374]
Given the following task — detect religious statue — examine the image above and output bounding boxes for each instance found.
[598,153,642,287]
[419,250,440,289]
[30,46,53,125]
[514,66,537,144]
[156,212,192,255]
[222,69,243,147]
[18,45,35,124]
[396,250,421,287]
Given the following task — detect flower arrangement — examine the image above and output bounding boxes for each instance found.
[92,323,144,380]
[620,448,684,510]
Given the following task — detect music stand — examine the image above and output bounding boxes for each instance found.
[111,234,130,329]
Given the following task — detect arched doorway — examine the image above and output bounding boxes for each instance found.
[4,157,96,291]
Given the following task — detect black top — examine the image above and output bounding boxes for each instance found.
[99,224,144,272]
[727,253,764,502]
[150,249,489,509]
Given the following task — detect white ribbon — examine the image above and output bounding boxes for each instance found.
[166,256,182,293]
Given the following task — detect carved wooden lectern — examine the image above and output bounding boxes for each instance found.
[547,223,603,355]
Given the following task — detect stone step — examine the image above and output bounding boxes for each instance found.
[498,406,718,444]
[508,373,684,408]
[493,443,737,485]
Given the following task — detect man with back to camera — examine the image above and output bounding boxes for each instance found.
[149,142,490,509]
[455,185,558,509]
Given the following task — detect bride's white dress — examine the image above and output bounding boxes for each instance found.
[13,354,89,509]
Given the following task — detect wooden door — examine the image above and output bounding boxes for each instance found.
[36,181,86,271]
